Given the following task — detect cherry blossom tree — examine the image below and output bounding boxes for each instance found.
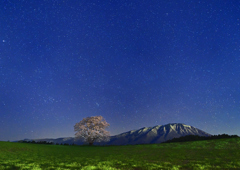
[74,116,110,146]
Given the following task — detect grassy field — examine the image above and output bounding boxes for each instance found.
[0,138,240,170]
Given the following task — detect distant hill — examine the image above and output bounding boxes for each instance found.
[16,123,211,145]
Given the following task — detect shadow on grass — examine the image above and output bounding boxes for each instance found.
[1,164,21,170]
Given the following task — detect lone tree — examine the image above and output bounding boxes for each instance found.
[74,115,110,146]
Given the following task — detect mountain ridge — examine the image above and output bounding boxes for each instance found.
[15,123,211,145]
[107,123,211,145]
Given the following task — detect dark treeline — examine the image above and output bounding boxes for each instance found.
[18,140,54,145]
[163,134,240,144]
[18,140,77,146]
[17,134,239,146]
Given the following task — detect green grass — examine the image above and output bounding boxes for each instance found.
[0,138,240,169]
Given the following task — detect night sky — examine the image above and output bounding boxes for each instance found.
[1,1,240,141]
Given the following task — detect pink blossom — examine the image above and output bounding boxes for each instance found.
[74,116,110,145]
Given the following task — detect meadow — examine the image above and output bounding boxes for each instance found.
[0,138,240,170]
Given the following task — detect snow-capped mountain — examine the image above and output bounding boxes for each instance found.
[16,123,211,145]
[104,123,211,145]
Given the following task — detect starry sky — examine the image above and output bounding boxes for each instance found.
[1,0,240,141]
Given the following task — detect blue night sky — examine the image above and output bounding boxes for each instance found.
[0,0,240,141]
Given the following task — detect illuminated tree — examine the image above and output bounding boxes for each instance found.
[74,116,110,146]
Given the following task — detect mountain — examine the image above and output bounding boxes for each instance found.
[101,123,211,145]
[15,123,211,145]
